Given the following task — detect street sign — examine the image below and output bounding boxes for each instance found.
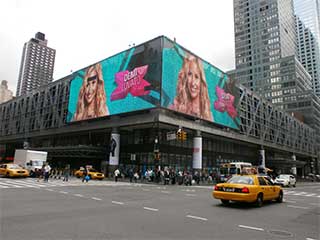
[166,131,177,141]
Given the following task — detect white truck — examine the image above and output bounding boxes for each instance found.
[14,149,48,177]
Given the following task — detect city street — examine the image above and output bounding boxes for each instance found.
[0,178,319,240]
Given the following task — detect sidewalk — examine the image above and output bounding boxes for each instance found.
[101,176,320,187]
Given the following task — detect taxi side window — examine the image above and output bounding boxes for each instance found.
[263,177,274,185]
[258,177,267,185]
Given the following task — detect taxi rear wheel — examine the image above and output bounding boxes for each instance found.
[276,191,283,203]
[255,193,263,207]
[221,199,230,205]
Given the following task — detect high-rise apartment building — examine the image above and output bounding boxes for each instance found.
[296,16,320,97]
[0,80,13,104]
[16,32,55,97]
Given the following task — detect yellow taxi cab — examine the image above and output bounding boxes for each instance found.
[212,174,283,207]
[0,163,30,178]
[74,168,105,180]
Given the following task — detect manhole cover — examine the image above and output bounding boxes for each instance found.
[268,229,293,238]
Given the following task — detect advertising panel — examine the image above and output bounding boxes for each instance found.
[67,39,161,122]
[161,38,240,130]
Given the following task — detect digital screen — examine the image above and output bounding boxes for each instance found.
[67,38,161,122]
[161,38,240,130]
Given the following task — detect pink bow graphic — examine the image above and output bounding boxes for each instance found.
[111,65,150,101]
[214,86,238,118]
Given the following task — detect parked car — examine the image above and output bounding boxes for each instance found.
[212,175,283,207]
[74,168,105,180]
[0,163,29,178]
[275,174,296,187]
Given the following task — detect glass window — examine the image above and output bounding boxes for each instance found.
[258,177,267,185]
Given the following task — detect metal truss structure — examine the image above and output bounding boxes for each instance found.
[0,77,318,158]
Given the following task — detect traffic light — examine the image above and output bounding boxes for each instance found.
[182,131,187,141]
[154,152,161,160]
[176,130,182,140]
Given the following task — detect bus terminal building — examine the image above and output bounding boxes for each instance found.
[0,36,319,176]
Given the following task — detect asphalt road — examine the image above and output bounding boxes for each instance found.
[0,178,319,240]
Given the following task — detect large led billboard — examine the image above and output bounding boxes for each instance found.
[67,39,161,122]
[161,38,240,130]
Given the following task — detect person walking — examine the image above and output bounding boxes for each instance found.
[114,168,120,182]
[44,163,51,182]
[82,166,89,183]
[63,164,70,182]
[128,168,134,183]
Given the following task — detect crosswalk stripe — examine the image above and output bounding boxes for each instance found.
[0,181,23,188]
[8,180,40,188]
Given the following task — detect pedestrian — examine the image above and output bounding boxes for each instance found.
[44,163,51,182]
[134,171,139,183]
[128,168,134,183]
[63,164,70,182]
[82,166,89,183]
[114,168,120,182]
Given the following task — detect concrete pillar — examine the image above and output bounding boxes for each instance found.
[259,149,265,169]
[193,130,202,170]
[108,129,120,177]
[291,154,297,175]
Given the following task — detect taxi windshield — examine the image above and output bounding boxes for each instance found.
[8,164,22,169]
[227,176,254,185]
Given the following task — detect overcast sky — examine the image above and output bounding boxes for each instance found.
[0,0,235,95]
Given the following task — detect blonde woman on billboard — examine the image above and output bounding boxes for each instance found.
[170,54,213,121]
[73,63,109,121]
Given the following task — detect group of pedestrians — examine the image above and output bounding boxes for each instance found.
[113,167,217,186]
[35,163,51,182]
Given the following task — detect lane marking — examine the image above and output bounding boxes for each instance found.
[306,238,316,240]
[186,215,208,221]
[309,203,319,206]
[46,189,54,192]
[59,191,68,194]
[238,225,264,231]
[91,197,102,201]
[0,185,9,188]
[142,189,150,191]
[112,201,124,205]
[74,194,84,197]
[143,207,159,212]
[186,194,196,197]
[161,191,170,194]
[284,200,296,203]
[287,205,309,209]
[305,193,316,197]
[182,189,195,192]
[292,192,307,196]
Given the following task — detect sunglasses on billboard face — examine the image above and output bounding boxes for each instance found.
[87,75,98,82]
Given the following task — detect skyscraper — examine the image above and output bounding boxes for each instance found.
[296,16,320,97]
[293,0,320,50]
[229,0,320,148]
[229,0,312,104]
[16,32,56,97]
